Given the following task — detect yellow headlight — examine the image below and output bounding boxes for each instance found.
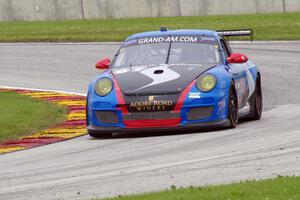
[95,78,113,96]
[196,74,217,92]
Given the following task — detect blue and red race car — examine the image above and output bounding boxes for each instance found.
[86,29,262,137]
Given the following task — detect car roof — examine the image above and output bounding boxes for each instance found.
[125,29,219,41]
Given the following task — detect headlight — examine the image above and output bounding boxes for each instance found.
[95,78,113,96]
[196,74,217,92]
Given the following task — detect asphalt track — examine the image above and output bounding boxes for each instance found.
[0,42,300,200]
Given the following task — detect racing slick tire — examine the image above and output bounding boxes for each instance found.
[88,131,113,139]
[248,74,263,120]
[228,82,239,128]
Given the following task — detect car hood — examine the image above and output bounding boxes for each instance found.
[111,63,216,95]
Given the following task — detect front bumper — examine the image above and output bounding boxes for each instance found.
[87,82,229,133]
[87,119,230,134]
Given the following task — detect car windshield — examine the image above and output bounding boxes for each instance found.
[112,36,221,68]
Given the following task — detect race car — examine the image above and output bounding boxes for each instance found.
[86,28,262,137]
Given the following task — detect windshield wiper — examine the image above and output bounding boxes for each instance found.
[165,37,172,64]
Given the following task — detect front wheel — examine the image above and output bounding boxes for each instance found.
[228,82,239,128]
[88,131,113,139]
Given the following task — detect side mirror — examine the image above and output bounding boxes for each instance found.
[227,53,248,64]
[95,58,110,70]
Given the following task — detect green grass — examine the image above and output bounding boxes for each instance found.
[99,176,300,200]
[0,91,67,142]
[0,12,299,42]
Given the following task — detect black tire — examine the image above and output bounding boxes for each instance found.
[88,131,113,139]
[228,82,239,128]
[248,75,263,120]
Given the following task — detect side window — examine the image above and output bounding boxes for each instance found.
[220,39,231,58]
[224,40,233,55]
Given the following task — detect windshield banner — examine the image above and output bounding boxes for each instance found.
[123,35,216,47]
[138,36,198,44]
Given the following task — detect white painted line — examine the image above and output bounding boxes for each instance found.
[0,85,86,97]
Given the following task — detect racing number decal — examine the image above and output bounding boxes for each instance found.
[235,77,248,104]
[232,62,256,106]
[246,65,255,97]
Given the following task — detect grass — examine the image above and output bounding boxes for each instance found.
[0,12,299,42]
[99,176,300,200]
[0,91,67,143]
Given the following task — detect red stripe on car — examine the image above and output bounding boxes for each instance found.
[173,80,196,113]
[112,77,129,114]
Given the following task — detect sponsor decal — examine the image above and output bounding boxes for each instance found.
[122,35,217,48]
[129,100,173,112]
[188,92,201,99]
[217,98,226,115]
[235,77,250,106]
[138,36,198,44]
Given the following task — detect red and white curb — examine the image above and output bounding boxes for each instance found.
[0,87,87,154]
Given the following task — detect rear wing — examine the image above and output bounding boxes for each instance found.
[217,29,254,41]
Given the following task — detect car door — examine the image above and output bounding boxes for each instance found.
[220,39,249,108]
